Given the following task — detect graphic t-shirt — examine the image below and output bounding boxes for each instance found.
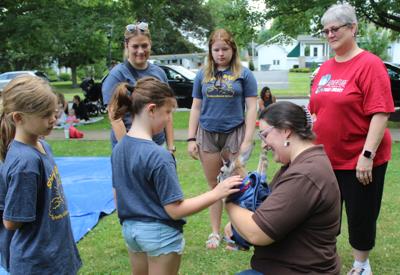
[112,136,186,232]
[102,62,169,147]
[309,51,394,169]
[2,140,81,275]
[192,67,257,133]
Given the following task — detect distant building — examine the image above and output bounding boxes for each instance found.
[256,33,329,70]
[151,53,207,70]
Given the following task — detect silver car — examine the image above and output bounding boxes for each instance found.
[0,71,49,92]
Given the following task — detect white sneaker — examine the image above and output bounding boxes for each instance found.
[347,267,373,275]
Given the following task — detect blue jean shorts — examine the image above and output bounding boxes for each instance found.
[122,220,185,257]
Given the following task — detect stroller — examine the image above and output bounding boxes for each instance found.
[79,77,107,116]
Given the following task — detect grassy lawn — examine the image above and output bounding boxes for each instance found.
[51,81,84,101]
[48,140,400,274]
[273,72,311,97]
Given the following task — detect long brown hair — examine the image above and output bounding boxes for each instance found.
[203,29,242,83]
[0,75,57,161]
[109,77,176,120]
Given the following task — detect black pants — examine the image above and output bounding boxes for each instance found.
[335,162,388,251]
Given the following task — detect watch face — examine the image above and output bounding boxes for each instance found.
[363,150,372,158]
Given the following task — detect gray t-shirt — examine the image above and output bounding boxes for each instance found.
[111,136,186,232]
[192,66,257,133]
[2,140,81,275]
[102,62,169,147]
[252,145,340,274]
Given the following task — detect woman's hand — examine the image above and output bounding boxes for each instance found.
[187,140,199,160]
[356,154,373,185]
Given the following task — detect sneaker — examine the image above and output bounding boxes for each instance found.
[347,267,373,275]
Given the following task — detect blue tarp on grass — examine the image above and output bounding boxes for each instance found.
[0,157,114,273]
[57,157,115,242]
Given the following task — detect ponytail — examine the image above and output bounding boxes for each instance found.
[109,83,135,120]
[0,112,15,161]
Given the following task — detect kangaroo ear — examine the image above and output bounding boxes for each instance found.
[238,142,254,166]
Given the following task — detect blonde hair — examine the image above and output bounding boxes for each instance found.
[203,29,242,82]
[0,75,57,160]
[109,77,176,120]
[123,23,152,59]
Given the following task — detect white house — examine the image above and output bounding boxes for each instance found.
[256,33,297,71]
[256,34,330,70]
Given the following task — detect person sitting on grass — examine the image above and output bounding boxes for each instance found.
[72,95,89,121]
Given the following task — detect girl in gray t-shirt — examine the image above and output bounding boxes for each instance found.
[109,77,242,275]
[0,75,81,274]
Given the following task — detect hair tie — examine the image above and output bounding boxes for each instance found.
[301,105,313,130]
[126,85,135,97]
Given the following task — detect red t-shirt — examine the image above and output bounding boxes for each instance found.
[309,51,394,169]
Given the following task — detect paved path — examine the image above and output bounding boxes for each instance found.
[48,128,400,141]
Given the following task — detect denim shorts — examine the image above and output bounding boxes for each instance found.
[122,220,185,257]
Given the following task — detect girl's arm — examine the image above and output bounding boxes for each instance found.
[165,118,175,153]
[258,98,264,112]
[164,175,242,219]
[225,202,274,246]
[187,98,202,159]
[240,97,258,153]
[3,220,22,231]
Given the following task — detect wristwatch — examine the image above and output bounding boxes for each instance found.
[363,150,375,159]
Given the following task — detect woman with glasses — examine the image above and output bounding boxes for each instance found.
[226,101,340,274]
[309,4,394,274]
[187,29,258,249]
[102,22,175,152]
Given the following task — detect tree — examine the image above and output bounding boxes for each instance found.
[262,0,400,34]
[358,24,391,60]
[206,0,265,49]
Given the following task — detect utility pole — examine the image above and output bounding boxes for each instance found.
[106,24,113,69]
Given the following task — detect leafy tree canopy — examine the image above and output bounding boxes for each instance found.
[262,0,400,35]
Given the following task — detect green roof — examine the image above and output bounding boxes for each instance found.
[287,43,300,57]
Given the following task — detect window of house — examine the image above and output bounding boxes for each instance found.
[313,48,318,57]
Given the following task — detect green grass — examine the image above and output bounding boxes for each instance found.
[273,72,311,97]
[48,140,400,274]
[50,81,83,101]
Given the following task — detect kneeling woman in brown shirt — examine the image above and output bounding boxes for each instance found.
[226,101,341,275]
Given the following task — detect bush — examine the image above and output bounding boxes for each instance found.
[289,68,311,73]
[59,73,71,81]
[44,69,59,82]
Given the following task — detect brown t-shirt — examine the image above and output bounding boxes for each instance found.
[252,145,341,275]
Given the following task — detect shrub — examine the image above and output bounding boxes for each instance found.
[59,73,71,81]
[289,68,311,73]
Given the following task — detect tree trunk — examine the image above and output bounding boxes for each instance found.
[71,65,78,88]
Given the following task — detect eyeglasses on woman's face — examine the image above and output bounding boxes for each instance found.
[321,24,349,36]
[126,22,149,33]
[258,126,274,144]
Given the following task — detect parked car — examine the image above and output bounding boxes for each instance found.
[0,70,49,93]
[309,62,400,107]
[384,62,400,108]
[159,65,196,109]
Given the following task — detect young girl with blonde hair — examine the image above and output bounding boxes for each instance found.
[0,75,81,274]
[187,28,258,248]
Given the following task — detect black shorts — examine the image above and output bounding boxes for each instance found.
[335,162,388,251]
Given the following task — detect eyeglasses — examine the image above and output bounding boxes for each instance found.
[126,22,149,33]
[258,126,274,143]
[321,24,349,36]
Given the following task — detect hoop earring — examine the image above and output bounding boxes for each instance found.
[283,140,290,147]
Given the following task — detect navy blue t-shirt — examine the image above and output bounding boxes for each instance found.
[192,66,258,133]
[2,140,81,275]
[111,136,186,232]
[102,62,169,147]
[0,163,13,272]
